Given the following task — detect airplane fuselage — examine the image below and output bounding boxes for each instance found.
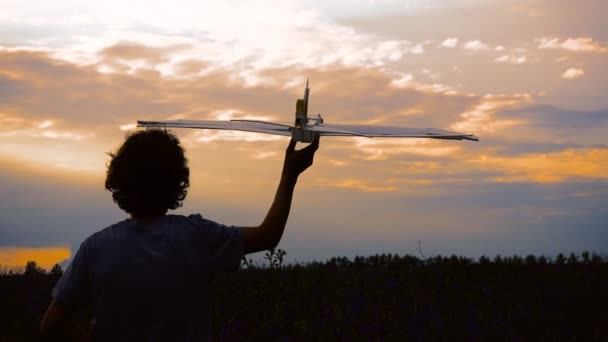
[292,79,318,142]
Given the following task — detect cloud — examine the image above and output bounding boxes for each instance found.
[494,55,527,64]
[450,94,532,135]
[0,48,482,175]
[410,44,424,55]
[100,43,179,65]
[509,5,545,17]
[120,123,137,131]
[494,105,608,144]
[561,68,584,79]
[463,40,491,51]
[1,1,428,78]
[38,120,53,129]
[317,178,399,193]
[2,44,608,196]
[441,38,458,48]
[0,113,93,141]
[251,151,277,159]
[353,138,463,160]
[469,149,608,183]
[391,72,413,87]
[537,37,608,53]
[194,130,282,143]
[420,68,441,80]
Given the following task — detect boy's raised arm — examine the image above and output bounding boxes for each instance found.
[241,136,319,254]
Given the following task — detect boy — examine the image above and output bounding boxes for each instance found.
[40,129,320,340]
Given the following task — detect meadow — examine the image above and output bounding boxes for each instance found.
[1,251,607,341]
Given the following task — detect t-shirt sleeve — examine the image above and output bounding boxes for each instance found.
[51,238,91,307]
[189,214,244,274]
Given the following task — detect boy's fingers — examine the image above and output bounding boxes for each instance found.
[305,135,320,152]
[312,135,320,151]
[287,139,297,152]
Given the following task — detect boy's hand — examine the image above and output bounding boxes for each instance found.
[282,135,320,180]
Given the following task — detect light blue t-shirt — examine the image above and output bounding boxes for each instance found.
[52,214,244,341]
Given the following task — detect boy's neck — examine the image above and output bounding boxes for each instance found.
[132,214,166,224]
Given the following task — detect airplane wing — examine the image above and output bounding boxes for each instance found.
[308,124,479,141]
[137,119,292,137]
[137,120,478,141]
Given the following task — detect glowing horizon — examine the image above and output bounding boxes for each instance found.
[0,246,71,271]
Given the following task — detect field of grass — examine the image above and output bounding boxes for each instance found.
[1,251,607,341]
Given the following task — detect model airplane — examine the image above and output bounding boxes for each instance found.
[137,80,479,143]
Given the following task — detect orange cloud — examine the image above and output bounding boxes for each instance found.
[537,37,608,53]
[561,68,584,80]
[494,55,527,64]
[450,94,531,135]
[354,139,462,160]
[0,47,481,175]
[100,42,184,64]
[470,149,608,183]
[1,45,607,196]
[463,40,491,51]
[440,38,459,48]
[318,178,399,193]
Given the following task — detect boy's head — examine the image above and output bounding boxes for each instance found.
[105,129,190,218]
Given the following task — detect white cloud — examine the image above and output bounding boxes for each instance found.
[38,120,54,129]
[450,94,531,135]
[252,151,277,159]
[441,38,458,48]
[421,68,440,80]
[391,72,413,87]
[537,37,608,53]
[1,1,426,79]
[494,55,527,64]
[495,45,506,51]
[410,44,424,54]
[195,130,282,143]
[561,68,584,80]
[353,138,461,159]
[119,123,137,131]
[463,40,490,51]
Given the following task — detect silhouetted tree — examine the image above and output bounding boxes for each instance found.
[581,251,590,263]
[567,252,578,264]
[50,263,63,276]
[525,255,537,264]
[354,256,365,266]
[511,255,523,264]
[24,260,44,275]
[556,253,566,265]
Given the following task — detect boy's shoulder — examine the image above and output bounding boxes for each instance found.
[90,214,218,238]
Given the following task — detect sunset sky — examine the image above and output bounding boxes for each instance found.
[1,0,607,268]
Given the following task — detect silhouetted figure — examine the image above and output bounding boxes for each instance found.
[40,129,319,340]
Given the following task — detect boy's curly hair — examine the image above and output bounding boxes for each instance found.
[105,129,190,218]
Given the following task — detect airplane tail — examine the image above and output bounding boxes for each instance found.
[294,78,309,128]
